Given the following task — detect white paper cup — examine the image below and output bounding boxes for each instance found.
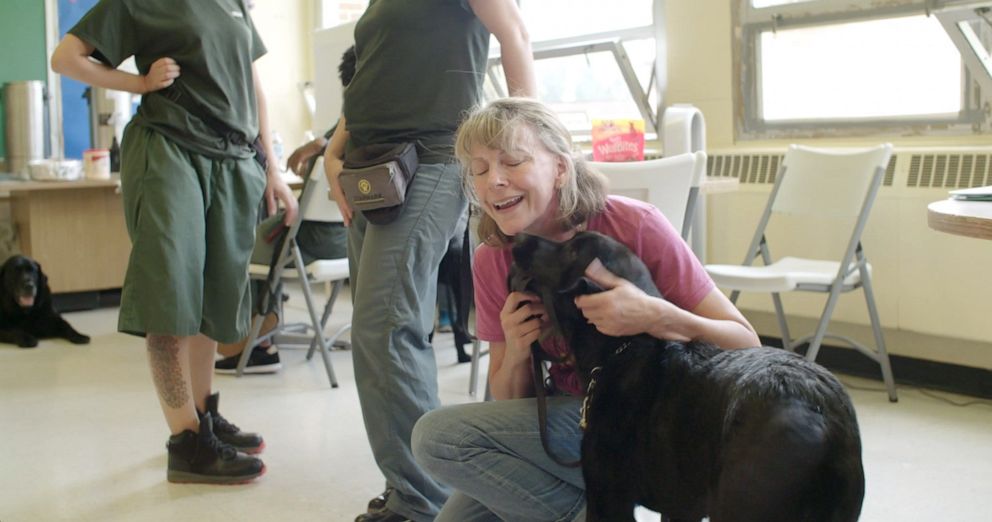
[83,149,111,180]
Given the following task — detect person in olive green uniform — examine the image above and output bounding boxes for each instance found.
[51,0,297,485]
[321,1,535,520]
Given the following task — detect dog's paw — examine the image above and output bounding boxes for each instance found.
[18,336,39,348]
[68,334,90,345]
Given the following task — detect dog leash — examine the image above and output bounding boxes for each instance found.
[531,339,634,468]
[578,340,633,430]
[531,342,582,469]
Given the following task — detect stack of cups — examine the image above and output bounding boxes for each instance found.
[83,148,111,180]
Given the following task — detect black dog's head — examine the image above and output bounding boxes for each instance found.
[509,232,662,375]
[0,255,48,311]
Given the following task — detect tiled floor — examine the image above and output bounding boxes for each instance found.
[1,282,990,521]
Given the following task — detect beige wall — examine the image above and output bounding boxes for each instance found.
[251,0,317,162]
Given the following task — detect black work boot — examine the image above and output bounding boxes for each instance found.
[166,412,266,484]
[199,392,265,454]
[367,486,395,513]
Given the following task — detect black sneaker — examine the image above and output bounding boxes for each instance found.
[367,486,395,513]
[166,412,265,485]
[355,508,410,522]
[200,392,265,454]
[215,346,282,374]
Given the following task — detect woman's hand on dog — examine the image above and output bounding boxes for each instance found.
[500,291,549,362]
[576,259,692,341]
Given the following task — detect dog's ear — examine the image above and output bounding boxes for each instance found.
[33,260,50,297]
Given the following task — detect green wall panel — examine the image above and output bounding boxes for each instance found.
[0,0,48,163]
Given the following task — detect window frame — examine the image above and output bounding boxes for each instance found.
[488,1,666,142]
[735,0,991,140]
[487,26,661,137]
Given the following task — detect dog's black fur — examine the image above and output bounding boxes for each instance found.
[510,232,864,522]
[0,255,90,348]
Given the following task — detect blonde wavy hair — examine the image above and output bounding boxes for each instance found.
[455,98,608,247]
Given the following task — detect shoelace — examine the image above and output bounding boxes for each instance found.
[212,412,240,435]
[204,430,239,460]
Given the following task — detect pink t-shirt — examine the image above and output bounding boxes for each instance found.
[473,195,715,396]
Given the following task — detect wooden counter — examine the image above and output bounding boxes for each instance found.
[1,171,309,294]
[4,179,130,293]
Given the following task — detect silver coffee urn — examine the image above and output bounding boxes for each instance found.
[2,80,47,178]
[85,86,132,151]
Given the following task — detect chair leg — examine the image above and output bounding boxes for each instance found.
[307,279,344,361]
[235,313,268,377]
[298,277,339,388]
[293,252,338,388]
[770,292,792,350]
[861,273,898,402]
[314,324,349,390]
[805,284,844,363]
[468,338,491,398]
[469,338,482,397]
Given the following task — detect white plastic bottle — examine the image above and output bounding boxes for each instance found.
[271,131,285,171]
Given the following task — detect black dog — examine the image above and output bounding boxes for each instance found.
[510,232,864,522]
[0,255,90,348]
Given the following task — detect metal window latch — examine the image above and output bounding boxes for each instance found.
[771,13,783,35]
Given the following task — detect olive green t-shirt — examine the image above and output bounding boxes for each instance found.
[69,0,266,159]
[344,0,489,163]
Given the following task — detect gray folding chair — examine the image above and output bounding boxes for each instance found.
[236,158,350,388]
[706,143,897,402]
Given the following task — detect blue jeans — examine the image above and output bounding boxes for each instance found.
[348,162,467,521]
[412,397,587,522]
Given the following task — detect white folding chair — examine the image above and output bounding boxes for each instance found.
[705,144,897,402]
[589,151,706,239]
[235,158,350,388]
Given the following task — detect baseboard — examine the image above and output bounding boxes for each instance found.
[53,289,121,313]
[760,335,992,400]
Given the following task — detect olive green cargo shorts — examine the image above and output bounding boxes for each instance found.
[117,125,266,343]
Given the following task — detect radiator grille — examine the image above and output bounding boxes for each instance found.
[905,154,992,188]
[707,153,893,186]
[707,154,784,184]
[707,152,992,188]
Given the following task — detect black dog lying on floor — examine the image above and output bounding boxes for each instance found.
[510,232,864,522]
[0,255,90,348]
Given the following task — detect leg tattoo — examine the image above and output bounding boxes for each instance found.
[148,335,189,409]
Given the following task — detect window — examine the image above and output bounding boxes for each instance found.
[736,0,990,138]
[318,0,662,140]
[487,35,658,138]
[519,0,652,42]
[494,0,660,139]
[318,0,367,29]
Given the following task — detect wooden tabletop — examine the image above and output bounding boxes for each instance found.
[927,198,992,240]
